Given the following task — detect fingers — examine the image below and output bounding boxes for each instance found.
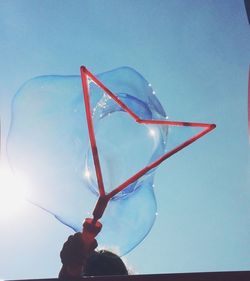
[60,232,98,266]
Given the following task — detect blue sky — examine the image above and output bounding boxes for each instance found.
[0,0,250,279]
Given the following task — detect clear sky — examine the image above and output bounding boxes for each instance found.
[0,0,250,279]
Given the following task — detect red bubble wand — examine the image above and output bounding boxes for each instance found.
[80,66,216,245]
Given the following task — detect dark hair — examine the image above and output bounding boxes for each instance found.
[84,250,128,276]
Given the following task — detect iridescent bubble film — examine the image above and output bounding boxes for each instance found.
[7,67,171,255]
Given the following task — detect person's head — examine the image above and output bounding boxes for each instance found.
[84,249,128,276]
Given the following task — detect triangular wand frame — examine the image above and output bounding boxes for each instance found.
[80,66,216,221]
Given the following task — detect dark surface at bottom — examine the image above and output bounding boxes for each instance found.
[6,271,250,281]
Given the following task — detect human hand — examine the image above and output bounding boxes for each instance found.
[59,232,97,278]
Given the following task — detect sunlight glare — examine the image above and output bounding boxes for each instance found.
[0,167,29,217]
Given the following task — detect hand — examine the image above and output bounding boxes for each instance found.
[59,232,97,278]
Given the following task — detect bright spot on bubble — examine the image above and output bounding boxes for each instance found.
[0,167,29,218]
[149,128,157,138]
[84,169,91,179]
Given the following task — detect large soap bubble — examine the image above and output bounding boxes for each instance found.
[7,67,168,255]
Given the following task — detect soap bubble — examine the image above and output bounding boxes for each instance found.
[7,67,168,255]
